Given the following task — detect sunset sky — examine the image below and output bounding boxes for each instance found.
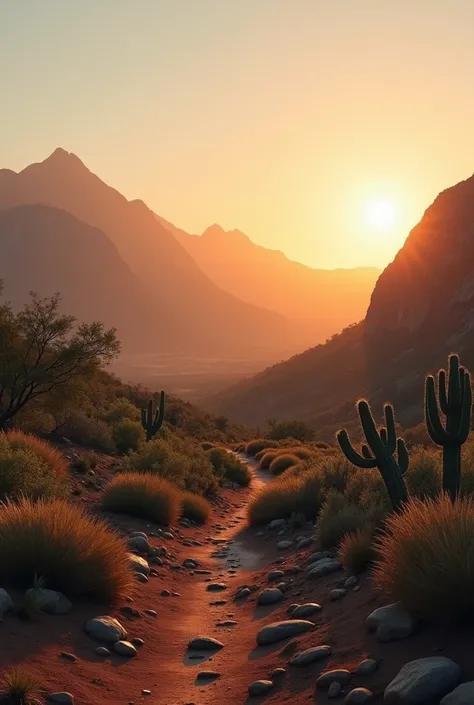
[2,0,474,269]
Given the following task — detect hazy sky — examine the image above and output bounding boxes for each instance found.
[2,0,474,268]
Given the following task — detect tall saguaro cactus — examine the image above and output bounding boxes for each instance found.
[425,354,472,501]
[337,401,409,513]
[141,391,165,442]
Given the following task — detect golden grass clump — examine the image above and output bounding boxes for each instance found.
[315,492,368,549]
[339,528,377,575]
[269,453,301,476]
[247,470,323,525]
[102,472,181,526]
[180,491,211,524]
[0,497,131,602]
[374,494,474,620]
[258,450,279,469]
[245,439,279,456]
[5,430,68,479]
[0,667,43,705]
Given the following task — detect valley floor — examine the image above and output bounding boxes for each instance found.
[2,455,474,704]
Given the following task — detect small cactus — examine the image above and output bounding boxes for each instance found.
[425,354,472,500]
[337,400,409,513]
[141,391,165,442]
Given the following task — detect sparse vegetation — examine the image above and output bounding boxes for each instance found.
[206,447,252,486]
[112,418,144,453]
[245,439,279,456]
[269,453,301,476]
[315,492,369,550]
[374,494,474,620]
[247,469,323,525]
[267,419,314,442]
[181,491,211,524]
[258,450,279,469]
[0,667,43,705]
[339,528,377,575]
[0,497,131,601]
[102,472,181,525]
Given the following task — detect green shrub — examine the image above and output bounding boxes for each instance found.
[102,398,140,425]
[0,666,43,705]
[374,495,474,620]
[0,431,69,501]
[113,419,144,454]
[103,472,181,525]
[245,439,279,456]
[267,420,314,442]
[315,492,370,549]
[405,447,441,499]
[61,411,115,453]
[318,456,354,495]
[258,450,279,469]
[339,528,377,575]
[345,468,388,508]
[0,497,131,601]
[269,453,301,476]
[247,469,323,525]
[223,455,252,486]
[181,491,211,524]
[73,451,98,473]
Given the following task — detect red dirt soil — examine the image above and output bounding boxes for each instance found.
[1,451,474,705]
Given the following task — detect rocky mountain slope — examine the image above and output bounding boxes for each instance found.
[158,216,379,346]
[209,173,474,435]
[0,149,296,358]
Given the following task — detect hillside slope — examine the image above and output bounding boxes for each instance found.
[209,172,474,435]
[158,216,379,345]
[0,149,295,358]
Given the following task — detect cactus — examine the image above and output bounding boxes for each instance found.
[337,400,409,513]
[425,354,472,501]
[141,391,165,441]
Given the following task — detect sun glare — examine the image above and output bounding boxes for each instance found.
[365,198,396,230]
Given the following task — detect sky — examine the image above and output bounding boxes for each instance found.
[2,0,474,269]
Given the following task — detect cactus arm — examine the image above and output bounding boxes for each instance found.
[425,375,450,443]
[361,444,372,459]
[448,354,462,408]
[384,404,397,454]
[397,438,409,474]
[141,391,166,441]
[336,429,377,468]
[380,428,388,446]
[438,370,448,415]
[458,373,472,444]
[358,400,385,457]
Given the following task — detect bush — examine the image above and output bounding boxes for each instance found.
[103,472,181,525]
[345,468,389,509]
[201,441,216,451]
[61,411,115,453]
[0,666,43,705]
[102,398,140,425]
[206,447,251,487]
[0,431,69,501]
[318,456,354,495]
[0,497,131,601]
[245,439,279,456]
[404,447,441,499]
[315,492,370,550]
[258,450,279,469]
[247,469,323,525]
[112,419,144,454]
[268,420,314,442]
[73,451,98,473]
[374,495,474,621]
[181,491,211,524]
[339,528,377,575]
[269,453,301,476]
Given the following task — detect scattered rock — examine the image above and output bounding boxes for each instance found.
[290,645,332,666]
[297,537,313,549]
[355,659,378,676]
[287,603,299,615]
[441,682,474,705]
[271,667,286,680]
[128,553,150,576]
[84,616,127,643]
[128,536,150,553]
[47,694,74,704]
[329,588,347,601]
[113,640,137,657]
[206,583,227,592]
[144,609,157,617]
[257,620,315,645]
[306,551,332,565]
[236,587,251,599]
[384,657,461,704]
[267,570,285,582]
[136,572,148,583]
[346,687,373,704]
[277,540,293,550]
[132,637,144,647]
[292,603,322,619]
[188,636,224,651]
[60,652,77,662]
[269,519,287,530]
[95,646,110,656]
[366,602,416,642]
[257,588,284,606]
[248,680,274,696]
[161,590,171,597]
[183,559,198,569]
[307,558,342,579]
[345,575,358,589]
[316,670,352,689]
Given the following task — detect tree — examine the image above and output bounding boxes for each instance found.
[266,418,314,442]
[0,286,120,429]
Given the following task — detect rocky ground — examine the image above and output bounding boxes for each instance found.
[1,453,474,704]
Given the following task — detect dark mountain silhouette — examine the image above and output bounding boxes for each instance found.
[209,173,474,436]
[157,216,379,347]
[0,204,175,352]
[0,149,296,358]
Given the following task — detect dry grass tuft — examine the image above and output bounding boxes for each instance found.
[245,439,279,456]
[269,453,301,476]
[374,494,474,620]
[247,470,323,525]
[0,667,44,705]
[4,430,68,479]
[102,472,181,526]
[0,497,131,602]
[181,491,211,524]
[339,528,377,575]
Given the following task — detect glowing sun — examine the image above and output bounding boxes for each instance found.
[365,198,396,230]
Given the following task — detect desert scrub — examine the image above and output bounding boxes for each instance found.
[181,491,211,524]
[0,666,43,705]
[0,497,131,601]
[206,447,251,486]
[315,492,372,550]
[269,453,301,476]
[258,450,279,469]
[102,472,181,525]
[73,450,98,473]
[247,469,323,525]
[112,418,144,454]
[245,439,279,456]
[61,411,115,453]
[374,495,474,620]
[339,528,377,575]
[0,431,69,501]
[404,447,441,499]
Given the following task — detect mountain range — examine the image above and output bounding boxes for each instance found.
[0,148,377,364]
[209,172,474,436]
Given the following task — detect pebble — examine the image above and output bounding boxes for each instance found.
[292,603,322,618]
[95,646,110,656]
[84,616,127,643]
[366,602,416,642]
[355,659,378,676]
[248,680,274,696]
[206,583,227,592]
[290,645,332,666]
[113,640,138,657]
[161,590,171,597]
[257,620,315,645]
[277,540,293,550]
[188,636,224,650]
[196,671,221,680]
[257,588,284,606]
[267,570,285,582]
[60,652,77,662]
[329,588,347,601]
[47,694,74,704]
[345,688,374,704]
[345,575,358,589]
[328,682,343,699]
[316,669,352,689]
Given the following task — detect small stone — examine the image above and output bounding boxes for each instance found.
[183,559,198,569]
[316,669,352,689]
[257,620,315,645]
[113,640,137,657]
[290,645,332,666]
[297,537,312,549]
[95,646,110,656]
[441,682,474,705]
[271,667,286,680]
[248,680,274,696]
[355,659,378,676]
[128,536,150,554]
[144,609,157,617]
[142,689,151,695]
[345,687,373,704]
[277,540,293,550]
[161,589,171,597]
[236,587,251,599]
[267,570,285,582]
[328,682,343,699]
[131,637,144,647]
[47,694,74,704]
[345,575,358,589]
[257,588,284,606]
[329,588,347,601]
[84,616,127,643]
[269,519,287,530]
[26,588,72,615]
[188,636,224,650]
[128,553,150,576]
[307,558,342,579]
[385,657,461,704]
[292,603,322,618]
[287,603,299,614]
[206,582,227,592]
[60,652,77,662]
[306,550,332,565]
[366,602,416,642]
[136,572,148,583]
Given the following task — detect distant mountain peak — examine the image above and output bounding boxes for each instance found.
[202,224,250,242]
[43,147,86,171]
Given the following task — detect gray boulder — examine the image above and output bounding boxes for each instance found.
[257,619,314,645]
[292,603,322,618]
[384,657,461,704]
[128,536,150,553]
[257,588,284,606]
[188,636,224,650]
[346,688,374,704]
[25,588,72,615]
[367,603,415,642]
[248,680,274,696]
[307,558,342,579]
[289,645,331,666]
[84,616,127,643]
[317,669,352,689]
[441,682,474,705]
